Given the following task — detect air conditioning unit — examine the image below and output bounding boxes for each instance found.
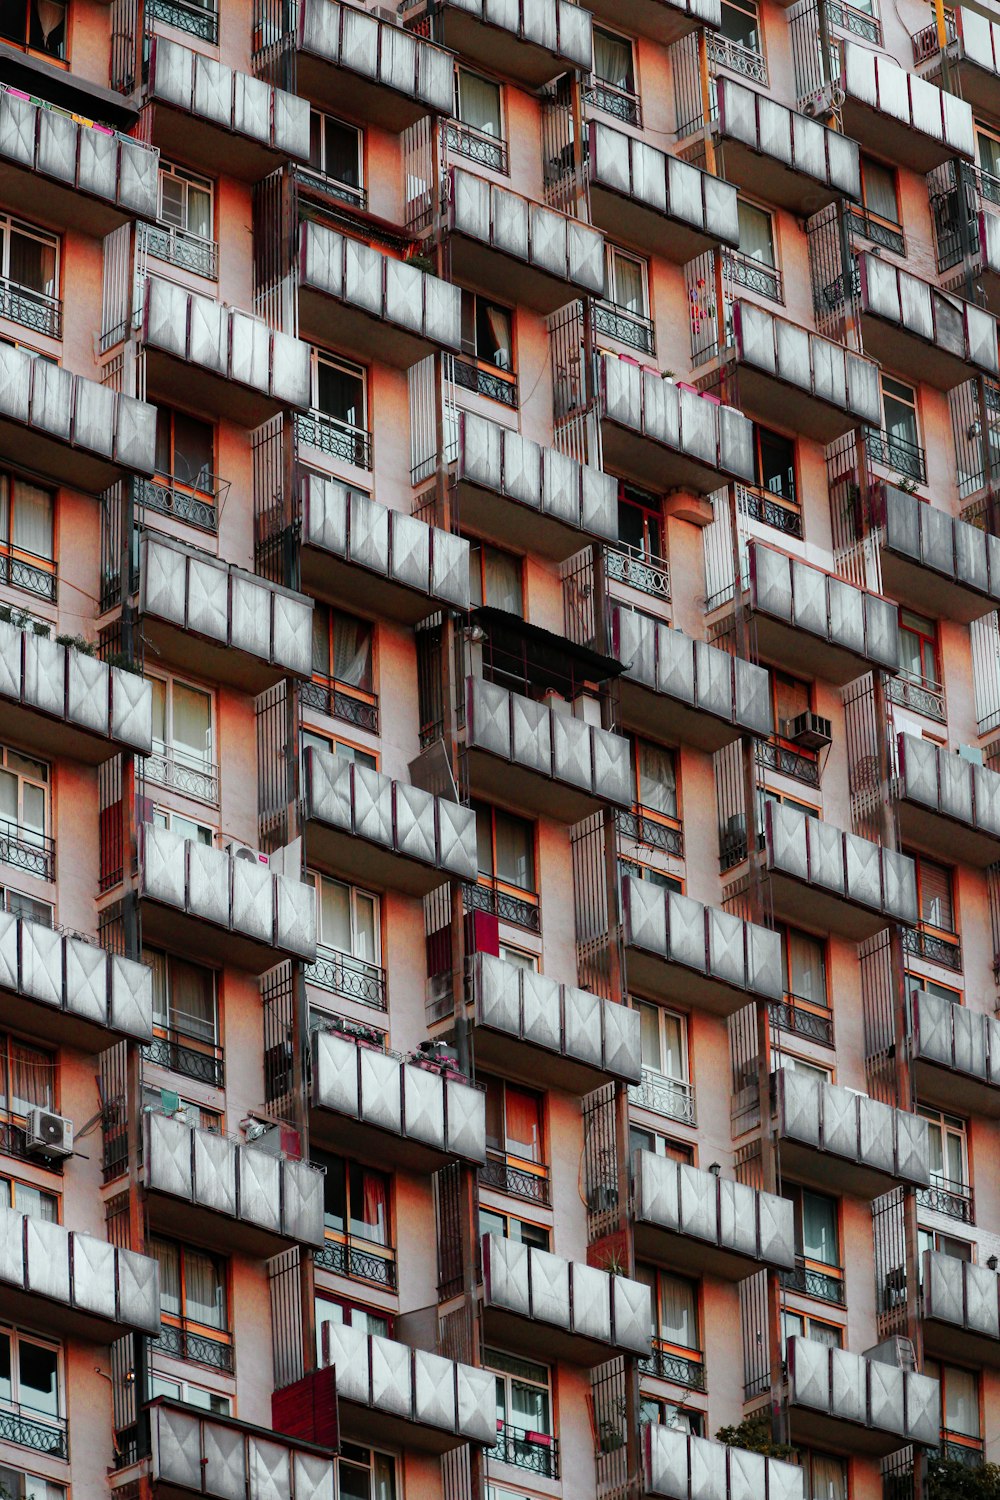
[25,1108,74,1159]
[226,842,270,868]
[784,711,833,751]
[370,5,400,22]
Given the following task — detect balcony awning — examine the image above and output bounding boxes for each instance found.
[472,606,623,692]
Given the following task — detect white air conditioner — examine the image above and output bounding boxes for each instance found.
[370,5,400,22]
[25,1108,74,1159]
[226,842,270,869]
[783,711,833,751]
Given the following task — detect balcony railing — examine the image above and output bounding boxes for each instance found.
[479,1151,551,1206]
[144,748,219,805]
[725,248,783,303]
[779,1257,846,1304]
[304,945,387,1011]
[466,880,540,933]
[864,426,928,485]
[292,163,368,213]
[143,1028,225,1088]
[136,473,223,534]
[144,221,219,281]
[888,674,946,725]
[0,1404,67,1461]
[154,1318,234,1372]
[848,206,906,257]
[827,0,882,43]
[0,275,62,339]
[489,1423,559,1479]
[616,807,683,858]
[314,1234,397,1290]
[0,818,53,881]
[707,33,767,83]
[770,993,834,1047]
[150,0,218,42]
[917,1176,974,1223]
[593,299,655,354]
[756,739,821,789]
[294,410,372,469]
[444,119,508,175]
[640,1340,707,1390]
[0,542,55,602]
[628,1066,696,1124]
[452,356,518,408]
[300,676,379,734]
[736,483,803,540]
[606,542,670,602]
[585,77,642,126]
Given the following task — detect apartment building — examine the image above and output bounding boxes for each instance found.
[0,0,995,1496]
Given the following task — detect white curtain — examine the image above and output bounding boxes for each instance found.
[484,547,522,613]
[658,1275,697,1348]
[737,201,775,266]
[11,482,53,561]
[458,72,501,135]
[172,682,212,767]
[637,741,677,817]
[594,29,632,89]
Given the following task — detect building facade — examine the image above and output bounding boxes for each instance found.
[0,0,995,1497]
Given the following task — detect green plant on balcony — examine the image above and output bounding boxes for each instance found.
[55,633,95,656]
[928,1456,1000,1499]
[715,1411,798,1463]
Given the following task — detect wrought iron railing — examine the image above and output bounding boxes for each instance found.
[479,1152,551,1206]
[444,120,508,175]
[628,1067,696,1125]
[292,163,368,213]
[136,473,226,534]
[827,0,882,43]
[489,1423,559,1479]
[0,818,53,882]
[916,1176,974,1223]
[937,1435,984,1468]
[584,77,642,126]
[304,945,387,1011]
[143,1029,225,1088]
[0,544,56,602]
[154,1320,234,1371]
[707,33,768,83]
[863,427,927,485]
[737,483,803,539]
[466,881,540,933]
[769,994,834,1047]
[848,207,906,258]
[593,299,655,354]
[150,0,218,41]
[295,411,372,470]
[639,1341,707,1390]
[616,808,683,859]
[144,221,219,279]
[144,749,219,805]
[725,248,783,303]
[902,924,961,971]
[779,1257,845,1303]
[605,542,670,602]
[756,739,820,789]
[0,275,62,339]
[314,1235,397,1289]
[300,677,380,734]
[0,1405,67,1460]
[452,356,518,409]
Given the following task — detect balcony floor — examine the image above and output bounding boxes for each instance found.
[589,182,724,265]
[0,697,131,767]
[464,743,610,824]
[730,360,869,444]
[632,1219,771,1282]
[454,476,598,563]
[0,157,134,237]
[922,1313,1000,1369]
[582,0,706,43]
[764,869,895,942]
[448,233,583,318]
[775,1136,906,1200]
[0,1277,140,1346]
[420,11,579,88]
[303,814,449,898]
[139,895,293,977]
[715,136,843,217]
[879,548,997,625]
[300,542,441,625]
[786,1401,923,1458]
[858,310,976,393]
[599,417,734,501]
[298,53,436,134]
[895,799,1000,869]
[840,97,959,173]
[145,100,292,183]
[297,286,441,370]
[459,1018,617,1096]
[623,942,757,1018]
[618,677,743,753]
[335,1395,471,1455]
[309,1098,461,1174]
[0,409,141,495]
[138,616,289,696]
[911,1055,1000,1118]
[144,346,289,431]
[739,601,887,687]
[480,1303,624,1368]
[144,1180,301,1260]
[0,983,140,1057]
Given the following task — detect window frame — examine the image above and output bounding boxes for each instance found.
[144,945,220,1056]
[310,604,377,710]
[0,472,56,599]
[0,1323,63,1429]
[157,162,215,242]
[147,671,216,804]
[153,403,216,496]
[0,0,68,63]
[475,803,538,903]
[309,348,369,432]
[151,1235,232,1352]
[307,111,365,206]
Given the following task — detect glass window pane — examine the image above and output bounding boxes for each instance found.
[319,878,352,954]
[738,201,774,264]
[185,1248,225,1329]
[494,813,534,890]
[638,1002,660,1070]
[18,1341,58,1416]
[801,1192,838,1266]
[944,1367,979,1437]
[171,683,212,765]
[658,1275,697,1349]
[504,1086,542,1162]
[458,71,501,135]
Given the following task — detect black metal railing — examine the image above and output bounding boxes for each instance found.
[300,677,380,734]
[936,1436,984,1468]
[769,994,834,1046]
[827,0,882,43]
[150,0,218,41]
[314,1235,397,1289]
[628,1067,696,1125]
[0,545,56,602]
[639,1342,707,1390]
[466,882,540,933]
[605,542,670,602]
[444,120,508,175]
[136,473,225,534]
[0,276,62,339]
[848,207,906,257]
[489,1423,559,1479]
[917,1177,974,1224]
[707,33,768,83]
[779,1257,845,1304]
[725,248,783,303]
[0,1405,67,1460]
[863,427,927,485]
[0,1120,63,1173]
[452,356,518,408]
[0,819,53,882]
[305,946,387,1011]
[737,483,804,539]
[295,411,372,470]
[144,222,219,279]
[616,808,683,859]
[902,925,961,970]
[479,1153,551,1206]
[144,749,219,805]
[593,299,655,354]
[293,164,369,213]
[888,674,946,726]
[143,1030,225,1088]
[584,77,642,126]
[154,1320,234,1372]
[756,739,821,788]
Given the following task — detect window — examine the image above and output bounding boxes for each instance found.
[638,1400,703,1436]
[306,870,382,1006]
[859,156,900,232]
[0,1466,63,1500]
[800,1451,848,1500]
[336,1444,397,1500]
[152,1237,231,1367]
[498,944,536,971]
[451,69,505,172]
[315,1151,394,1286]
[480,1208,549,1251]
[301,729,376,772]
[152,808,213,845]
[469,539,523,615]
[0,215,58,337]
[483,1076,547,1202]
[879,374,922,477]
[459,293,516,405]
[0,745,48,880]
[773,1052,832,1083]
[906,974,962,1007]
[898,611,939,694]
[148,675,214,802]
[0,1176,56,1222]
[632,1001,692,1125]
[591,28,639,124]
[719,0,761,51]
[918,1106,972,1221]
[777,926,831,1041]
[629,1127,693,1163]
[487,1348,555,1477]
[599,246,652,351]
[0,888,50,925]
[316,1297,391,1367]
[474,804,538,928]
[0,1328,61,1440]
[0,0,66,58]
[782,1185,843,1303]
[144,948,220,1086]
[619,857,683,894]
[616,482,663,562]
[308,112,364,207]
[305,351,370,467]
[148,1374,231,1415]
[924,1360,982,1459]
[0,476,54,601]
[772,672,811,739]
[753,425,796,508]
[142,1086,221,1133]
[0,1033,54,1123]
[158,163,213,242]
[310,606,376,722]
[918,1227,973,1262]
[736,200,779,299]
[635,1267,704,1388]
[154,405,214,493]
[910,852,956,938]
[632,740,678,824]
[782,1311,843,1350]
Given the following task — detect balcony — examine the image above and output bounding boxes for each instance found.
[714,79,860,215]
[921,1249,1000,1368]
[623,876,783,1015]
[447,168,604,314]
[480,1150,550,1204]
[298,221,462,366]
[135,471,225,535]
[819,41,974,172]
[403,0,592,88]
[915,7,1000,115]
[774,1068,930,1198]
[0,1203,159,1343]
[0,83,158,234]
[299,472,470,622]
[632,1152,795,1281]
[908,988,1000,1117]
[454,411,617,561]
[138,822,317,973]
[856,254,999,389]
[611,608,773,750]
[322,1321,494,1453]
[146,36,309,180]
[730,302,881,443]
[481,1233,651,1365]
[629,1067,696,1125]
[293,0,454,132]
[644,1424,804,1500]
[894,733,1000,867]
[145,1110,324,1256]
[873,483,1000,624]
[763,802,917,940]
[0,618,151,763]
[137,531,313,693]
[469,951,641,1094]
[0,341,156,493]
[303,747,477,896]
[490,1423,559,1477]
[587,122,739,263]
[310,1024,486,1170]
[141,276,311,426]
[147,1400,336,1499]
[785,1336,939,1456]
[141,219,218,282]
[976,209,1000,315]
[745,540,901,686]
[595,357,754,496]
[465,678,631,821]
[0,911,152,1051]
[584,0,719,43]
